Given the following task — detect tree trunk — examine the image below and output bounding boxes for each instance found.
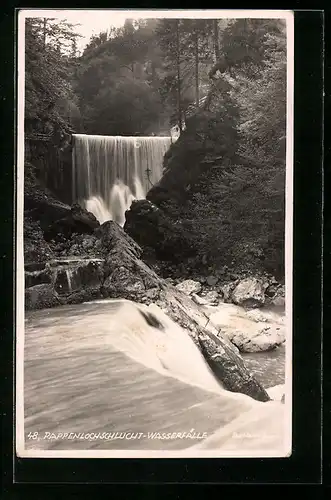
[175,20,182,131]
[213,19,220,61]
[195,29,200,108]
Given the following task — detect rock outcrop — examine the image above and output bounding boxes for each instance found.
[97,220,163,302]
[25,283,62,310]
[231,277,266,308]
[155,285,270,402]
[24,215,270,403]
[124,199,194,262]
[44,204,100,241]
[25,180,72,231]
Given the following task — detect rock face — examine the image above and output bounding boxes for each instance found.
[25,258,106,309]
[25,284,62,310]
[53,259,104,295]
[124,199,194,262]
[231,278,266,308]
[44,204,100,241]
[96,220,163,302]
[175,279,202,295]
[25,182,71,231]
[155,286,270,402]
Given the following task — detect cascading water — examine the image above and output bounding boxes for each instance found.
[72,134,172,226]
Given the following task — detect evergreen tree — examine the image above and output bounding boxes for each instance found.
[25,17,82,139]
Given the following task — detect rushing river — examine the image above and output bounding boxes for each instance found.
[242,344,285,389]
[19,299,289,457]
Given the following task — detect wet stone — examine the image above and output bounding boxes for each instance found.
[24,262,47,272]
[25,269,52,289]
[54,261,104,295]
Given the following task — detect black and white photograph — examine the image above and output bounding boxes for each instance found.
[16,9,293,458]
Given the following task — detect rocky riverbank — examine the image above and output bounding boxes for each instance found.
[24,175,287,403]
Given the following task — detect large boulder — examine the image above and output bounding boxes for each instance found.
[124,199,194,262]
[44,204,100,241]
[96,220,163,302]
[231,278,266,308]
[208,302,285,353]
[175,279,202,295]
[24,179,71,231]
[226,326,285,353]
[155,285,270,402]
[25,284,62,310]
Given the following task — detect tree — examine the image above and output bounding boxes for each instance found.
[76,21,166,135]
[149,18,287,278]
[25,17,82,138]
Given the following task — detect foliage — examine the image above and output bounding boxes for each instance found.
[25,15,287,279]
[75,19,168,135]
[149,18,287,278]
[25,17,82,138]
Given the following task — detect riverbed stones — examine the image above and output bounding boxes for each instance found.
[193,290,220,306]
[206,275,218,286]
[268,285,285,309]
[204,290,220,305]
[192,293,209,306]
[207,302,285,353]
[220,282,238,303]
[271,295,285,308]
[232,277,266,308]
[175,279,202,295]
[227,325,285,353]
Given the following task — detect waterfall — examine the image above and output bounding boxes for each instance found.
[72,134,171,225]
[65,269,73,293]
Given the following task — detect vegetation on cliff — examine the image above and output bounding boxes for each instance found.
[146,19,286,279]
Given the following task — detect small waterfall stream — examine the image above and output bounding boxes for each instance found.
[72,134,171,225]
